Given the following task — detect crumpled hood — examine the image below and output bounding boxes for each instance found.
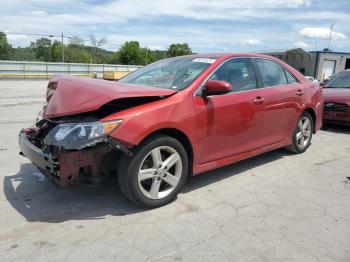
[323,88,350,104]
[43,75,177,118]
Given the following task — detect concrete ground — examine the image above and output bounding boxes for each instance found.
[0,80,349,262]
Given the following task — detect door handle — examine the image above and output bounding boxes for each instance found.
[296,89,304,96]
[253,96,264,104]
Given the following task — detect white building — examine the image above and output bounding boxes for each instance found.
[262,48,350,81]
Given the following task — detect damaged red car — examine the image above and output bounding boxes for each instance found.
[19,54,323,208]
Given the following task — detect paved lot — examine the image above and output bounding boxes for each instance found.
[0,80,350,262]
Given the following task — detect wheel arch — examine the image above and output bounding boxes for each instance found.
[138,128,195,175]
[303,107,317,133]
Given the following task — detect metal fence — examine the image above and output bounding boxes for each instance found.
[0,60,142,80]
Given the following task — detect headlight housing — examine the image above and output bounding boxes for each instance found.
[44,120,123,150]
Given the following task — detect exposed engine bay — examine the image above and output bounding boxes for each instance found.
[20,95,169,187]
[22,115,121,187]
[18,74,177,188]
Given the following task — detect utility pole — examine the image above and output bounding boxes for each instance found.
[61,32,65,62]
[126,54,129,70]
[145,46,148,65]
[327,23,334,52]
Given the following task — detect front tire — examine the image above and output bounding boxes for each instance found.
[117,135,188,208]
[285,111,313,154]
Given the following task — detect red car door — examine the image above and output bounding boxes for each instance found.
[253,58,305,145]
[193,58,267,164]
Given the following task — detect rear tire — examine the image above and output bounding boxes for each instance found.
[285,111,313,154]
[117,135,188,208]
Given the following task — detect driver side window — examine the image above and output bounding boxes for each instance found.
[208,58,257,93]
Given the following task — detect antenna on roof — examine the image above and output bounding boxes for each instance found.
[327,23,334,52]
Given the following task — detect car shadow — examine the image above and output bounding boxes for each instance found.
[183,148,289,193]
[4,149,290,223]
[3,163,143,223]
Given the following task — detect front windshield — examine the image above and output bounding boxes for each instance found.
[325,71,350,88]
[118,56,216,90]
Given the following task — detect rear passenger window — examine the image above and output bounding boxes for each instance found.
[284,69,299,84]
[209,58,257,93]
[255,59,288,87]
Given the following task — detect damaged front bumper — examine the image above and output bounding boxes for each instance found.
[18,129,131,187]
[19,130,59,176]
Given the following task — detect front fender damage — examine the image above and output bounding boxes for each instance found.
[20,91,171,187]
[19,127,132,187]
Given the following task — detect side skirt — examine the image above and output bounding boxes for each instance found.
[193,139,290,175]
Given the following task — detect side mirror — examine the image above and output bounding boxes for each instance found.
[203,80,232,96]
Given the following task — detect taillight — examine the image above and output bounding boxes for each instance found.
[46,82,58,102]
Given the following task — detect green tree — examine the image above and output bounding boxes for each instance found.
[69,36,85,48]
[51,41,91,63]
[167,43,192,57]
[108,51,120,64]
[31,38,52,61]
[141,47,155,65]
[12,47,36,61]
[66,37,92,63]
[51,40,62,62]
[152,50,167,61]
[64,47,91,63]
[118,41,144,65]
[0,32,13,60]
[90,35,106,55]
[3,34,172,64]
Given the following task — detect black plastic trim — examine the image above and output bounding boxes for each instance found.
[18,130,58,173]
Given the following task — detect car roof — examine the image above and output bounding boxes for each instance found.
[181,53,278,60]
[185,53,307,83]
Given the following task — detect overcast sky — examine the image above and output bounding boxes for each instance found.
[1,0,350,53]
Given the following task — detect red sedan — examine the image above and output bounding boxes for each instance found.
[19,53,323,208]
[323,69,350,126]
